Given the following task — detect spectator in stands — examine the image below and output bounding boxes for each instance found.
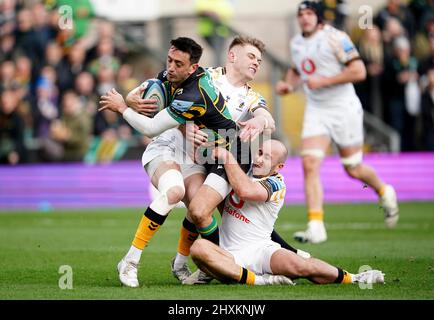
[0,89,27,164]
[382,17,407,61]
[88,38,120,76]
[44,41,71,94]
[421,67,434,150]
[355,26,384,118]
[31,2,57,52]
[47,90,92,162]
[34,67,60,157]
[195,0,234,66]
[0,34,15,61]
[418,30,434,77]
[116,64,139,97]
[412,14,434,61]
[14,8,44,67]
[383,36,419,151]
[408,0,434,33]
[375,0,416,39]
[62,43,87,90]
[0,0,17,37]
[0,60,19,91]
[74,71,98,119]
[318,0,347,30]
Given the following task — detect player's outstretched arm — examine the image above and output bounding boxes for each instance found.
[213,147,268,202]
[275,68,301,95]
[99,88,179,137]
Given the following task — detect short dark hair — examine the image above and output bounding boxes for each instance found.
[170,37,203,64]
[228,36,266,54]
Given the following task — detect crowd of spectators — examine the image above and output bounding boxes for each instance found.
[2,0,434,166]
[0,0,146,165]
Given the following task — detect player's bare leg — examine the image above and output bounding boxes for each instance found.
[171,172,205,281]
[339,145,399,228]
[294,135,330,244]
[188,184,224,243]
[118,160,185,287]
[270,249,385,285]
[186,239,294,285]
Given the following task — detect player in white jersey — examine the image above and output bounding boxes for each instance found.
[184,139,385,286]
[275,1,399,244]
[171,36,306,282]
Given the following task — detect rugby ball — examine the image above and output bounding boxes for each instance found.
[140,78,168,117]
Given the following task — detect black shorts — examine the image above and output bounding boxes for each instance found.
[204,136,252,181]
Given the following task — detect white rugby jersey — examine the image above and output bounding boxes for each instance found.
[220,173,286,251]
[290,24,361,106]
[207,67,268,122]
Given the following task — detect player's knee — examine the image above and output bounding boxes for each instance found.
[190,239,208,260]
[188,202,208,226]
[302,156,321,175]
[157,169,185,205]
[344,164,362,179]
[165,185,185,205]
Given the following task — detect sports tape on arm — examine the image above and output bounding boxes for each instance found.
[122,108,179,138]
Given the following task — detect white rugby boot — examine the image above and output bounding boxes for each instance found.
[352,270,385,284]
[293,220,327,244]
[182,269,214,285]
[171,257,192,282]
[117,257,139,288]
[261,274,295,286]
[379,185,399,228]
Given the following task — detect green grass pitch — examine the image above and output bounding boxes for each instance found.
[0,202,433,300]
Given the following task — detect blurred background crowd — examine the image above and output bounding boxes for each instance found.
[1,0,434,166]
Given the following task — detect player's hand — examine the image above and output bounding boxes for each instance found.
[126,85,159,116]
[212,147,235,164]
[275,80,293,95]
[99,88,128,113]
[185,123,208,148]
[306,76,329,90]
[239,117,265,142]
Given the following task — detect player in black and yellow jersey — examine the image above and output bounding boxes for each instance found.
[99,37,253,286]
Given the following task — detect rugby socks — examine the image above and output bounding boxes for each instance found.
[174,218,199,268]
[308,209,324,222]
[197,216,219,245]
[335,267,353,284]
[238,267,256,285]
[131,207,167,252]
[378,184,387,197]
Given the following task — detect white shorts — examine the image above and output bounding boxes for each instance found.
[142,129,204,178]
[227,242,281,275]
[302,99,364,148]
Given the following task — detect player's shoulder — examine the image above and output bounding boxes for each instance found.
[291,33,304,47]
[323,24,351,42]
[206,66,225,79]
[259,173,286,192]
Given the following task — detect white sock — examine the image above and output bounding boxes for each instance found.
[174,252,188,268]
[253,275,265,285]
[125,245,142,264]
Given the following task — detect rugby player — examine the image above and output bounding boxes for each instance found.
[184,140,385,286]
[275,1,399,244]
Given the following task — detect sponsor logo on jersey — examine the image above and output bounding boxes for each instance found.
[301,58,316,75]
[171,99,193,111]
[223,205,250,224]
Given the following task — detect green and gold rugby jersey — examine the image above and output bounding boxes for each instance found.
[157,67,238,148]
